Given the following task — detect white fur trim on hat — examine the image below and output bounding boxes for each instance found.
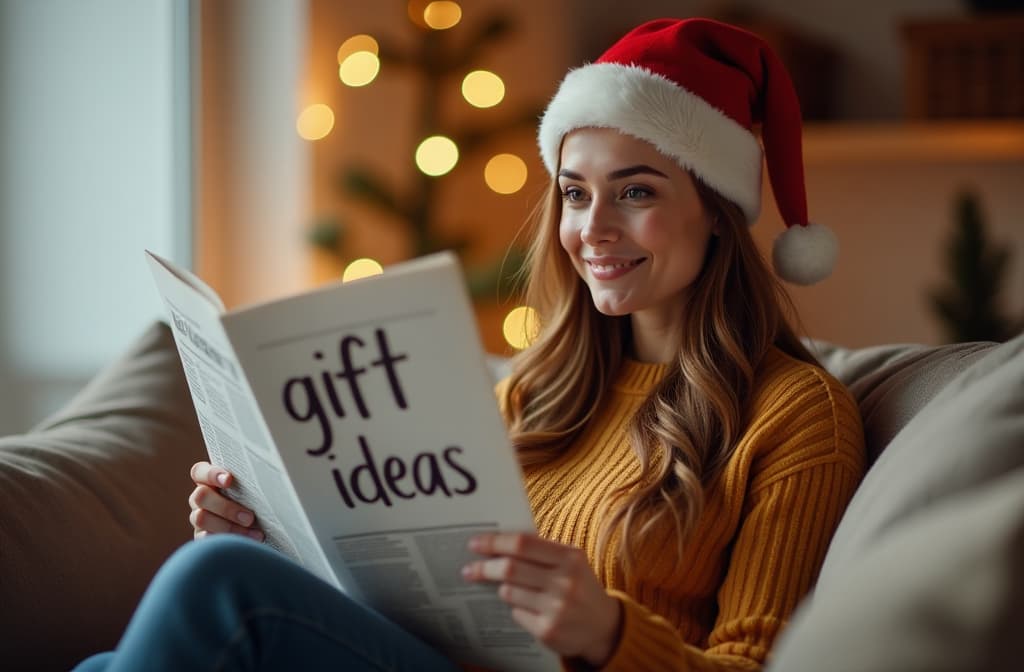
[771,222,838,285]
[538,62,764,222]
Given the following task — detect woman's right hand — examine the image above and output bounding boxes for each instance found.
[188,461,264,541]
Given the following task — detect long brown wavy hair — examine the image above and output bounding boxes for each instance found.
[504,174,818,575]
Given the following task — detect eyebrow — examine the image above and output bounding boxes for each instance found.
[557,164,669,181]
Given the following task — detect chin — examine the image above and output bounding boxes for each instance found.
[590,298,632,317]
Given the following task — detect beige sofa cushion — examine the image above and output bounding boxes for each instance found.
[770,332,1024,671]
[772,467,1024,672]
[0,322,206,671]
[809,339,993,463]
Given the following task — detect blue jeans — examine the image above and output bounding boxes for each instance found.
[74,535,462,671]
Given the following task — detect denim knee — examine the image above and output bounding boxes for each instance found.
[152,535,277,608]
[163,534,268,575]
[118,536,462,671]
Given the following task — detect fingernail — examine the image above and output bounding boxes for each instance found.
[461,564,474,580]
[236,511,254,526]
[247,529,264,541]
[216,472,229,486]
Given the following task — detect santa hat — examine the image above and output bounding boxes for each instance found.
[538,18,837,285]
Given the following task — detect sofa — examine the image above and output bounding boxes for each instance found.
[1,321,1021,671]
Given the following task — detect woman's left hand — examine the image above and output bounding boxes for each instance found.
[462,532,622,666]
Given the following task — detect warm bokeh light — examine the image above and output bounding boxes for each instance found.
[336,34,379,63]
[296,104,335,141]
[407,0,430,28]
[423,1,462,30]
[503,306,539,350]
[484,153,528,194]
[461,70,505,108]
[339,51,380,87]
[342,258,384,283]
[415,136,459,176]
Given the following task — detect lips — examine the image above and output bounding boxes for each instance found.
[585,256,646,280]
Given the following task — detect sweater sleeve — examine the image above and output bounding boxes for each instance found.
[594,371,866,672]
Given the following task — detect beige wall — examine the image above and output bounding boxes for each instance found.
[196,0,311,308]
[753,125,1024,347]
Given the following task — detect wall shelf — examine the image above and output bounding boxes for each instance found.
[801,120,1024,165]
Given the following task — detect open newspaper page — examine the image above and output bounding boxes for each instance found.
[148,251,560,672]
[146,252,338,585]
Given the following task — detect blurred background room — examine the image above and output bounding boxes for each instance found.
[1,0,1022,435]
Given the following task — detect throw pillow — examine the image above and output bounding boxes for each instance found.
[770,331,1024,671]
[0,321,206,671]
[769,467,1024,672]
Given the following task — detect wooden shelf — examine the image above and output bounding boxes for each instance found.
[800,120,1024,164]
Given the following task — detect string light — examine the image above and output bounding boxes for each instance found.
[342,258,384,282]
[337,34,379,63]
[415,136,459,176]
[296,104,335,141]
[407,0,429,28]
[423,1,462,30]
[484,154,527,194]
[461,70,505,108]
[502,306,539,349]
[339,51,380,87]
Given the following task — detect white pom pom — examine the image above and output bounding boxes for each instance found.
[771,222,838,285]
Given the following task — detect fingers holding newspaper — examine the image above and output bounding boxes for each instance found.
[461,532,623,667]
[188,461,265,542]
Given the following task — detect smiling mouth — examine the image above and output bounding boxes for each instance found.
[586,258,646,272]
[585,257,647,280]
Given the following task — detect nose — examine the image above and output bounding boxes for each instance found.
[579,200,620,246]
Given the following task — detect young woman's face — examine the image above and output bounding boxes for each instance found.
[557,127,714,327]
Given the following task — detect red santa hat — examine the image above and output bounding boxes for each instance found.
[538,18,837,285]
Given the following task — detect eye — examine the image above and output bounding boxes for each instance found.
[560,186,589,203]
[622,185,653,200]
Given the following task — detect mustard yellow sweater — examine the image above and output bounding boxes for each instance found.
[508,347,865,671]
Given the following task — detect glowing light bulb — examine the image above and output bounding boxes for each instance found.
[342,258,384,283]
[337,34,378,64]
[503,306,539,350]
[423,1,462,30]
[296,104,335,141]
[407,0,429,28]
[339,51,380,87]
[484,153,527,194]
[415,136,459,176]
[461,70,505,108]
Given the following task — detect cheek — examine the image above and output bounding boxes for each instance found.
[558,218,578,257]
[654,213,713,262]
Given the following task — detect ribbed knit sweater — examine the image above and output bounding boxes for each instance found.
[506,347,865,671]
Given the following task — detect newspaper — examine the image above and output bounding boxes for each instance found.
[146,250,560,672]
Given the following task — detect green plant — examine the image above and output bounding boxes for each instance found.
[309,7,539,299]
[929,189,1020,342]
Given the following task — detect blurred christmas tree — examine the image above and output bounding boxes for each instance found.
[308,1,538,299]
[929,190,1020,342]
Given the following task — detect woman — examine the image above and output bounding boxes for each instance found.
[77,17,864,672]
